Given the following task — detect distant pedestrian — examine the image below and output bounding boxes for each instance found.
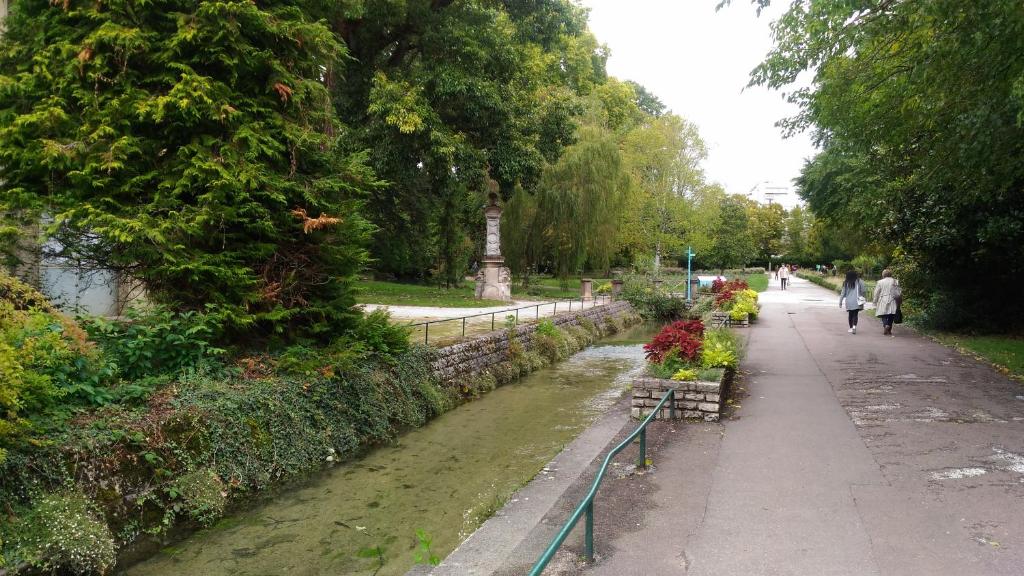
[873,269,902,336]
[778,263,790,290]
[839,269,866,334]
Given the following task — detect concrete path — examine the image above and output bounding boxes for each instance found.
[585,275,1024,575]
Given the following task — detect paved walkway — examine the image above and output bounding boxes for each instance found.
[586,275,1024,575]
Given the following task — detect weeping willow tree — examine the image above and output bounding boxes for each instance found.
[501,184,543,286]
[534,124,629,282]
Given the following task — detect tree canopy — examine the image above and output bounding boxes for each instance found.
[0,0,378,340]
[735,0,1024,329]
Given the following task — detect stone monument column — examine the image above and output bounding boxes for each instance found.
[475,189,512,302]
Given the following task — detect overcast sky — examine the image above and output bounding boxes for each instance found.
[579,0,818,197]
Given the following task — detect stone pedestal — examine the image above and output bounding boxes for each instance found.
[475,258,511,301]
[611,279,624,300]
[475,188,511,302]
[580,278,594,301]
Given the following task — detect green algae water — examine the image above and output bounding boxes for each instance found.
[121,323,657,576]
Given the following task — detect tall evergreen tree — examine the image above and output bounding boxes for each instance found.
[0,0,377,339]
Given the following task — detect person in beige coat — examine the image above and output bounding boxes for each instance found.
[873,269,902,336]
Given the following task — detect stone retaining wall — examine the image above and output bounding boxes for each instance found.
[430,301,636,383]
[631,371,733,422]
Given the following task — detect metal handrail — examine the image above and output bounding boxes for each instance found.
[407,293,612,345]
[528,388,676,575]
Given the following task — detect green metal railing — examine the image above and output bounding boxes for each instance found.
[407,293,612,345]
[528,388,676,575]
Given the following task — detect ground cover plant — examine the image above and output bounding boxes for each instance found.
[0,273,450,572]
[931,334,1024,381]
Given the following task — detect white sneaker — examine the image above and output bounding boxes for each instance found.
[848,328,854,333]
[852,325,857,334]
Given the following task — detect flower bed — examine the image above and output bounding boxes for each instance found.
[631,319,740,421]
[710,278,759,327]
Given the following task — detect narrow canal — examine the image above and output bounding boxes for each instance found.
[122,323,658,576]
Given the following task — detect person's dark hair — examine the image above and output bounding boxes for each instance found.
[844,269,859,290]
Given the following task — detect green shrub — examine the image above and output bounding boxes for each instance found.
[82,306,226,381]
[170,468,227,525]
[348,309,411,357]
[700,329,739,369]
[670,368,698,381]
[697,367,725,382]
[0,278,108,460]
[648,347,689,379]
[620,274,687,319]
[3,491,116,574]
[533,333,564,363]
[535,319,559,338]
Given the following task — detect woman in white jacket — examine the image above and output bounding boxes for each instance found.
[873,269,901,336]
[838,269,866,334]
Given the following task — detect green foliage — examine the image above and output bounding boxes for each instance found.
[336,0,603,280]
[700,329,739,369]
[2,491,116,574]
[703,195,754,270]
[619,274,687,320]
[169,468,226,525]
[670,367,698,381]
[747,0,1024,330]
[82,306,226,381]
[0,0,377,341]
[535,319,559,338]
[348,309,411,358]
[647,347,689,379]
[533,123,630,279]
[617,114,707,268]
[414,529,441,566]
[0,275,109,460]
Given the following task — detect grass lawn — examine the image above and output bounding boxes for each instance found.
[526,276,612,299]
[356,280,506,307]
[744,273,768,293]
[933,333,1024,380]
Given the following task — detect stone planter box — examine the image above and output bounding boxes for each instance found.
[631,370,733,423]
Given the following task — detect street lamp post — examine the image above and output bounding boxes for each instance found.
[686,246,695,303]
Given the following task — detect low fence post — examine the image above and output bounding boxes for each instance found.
[638,427,647,469]
[424,323,429,345]
[462,317,466,338]
[491,313,495,331]
[585,501,595,562]
[536,304,540,319]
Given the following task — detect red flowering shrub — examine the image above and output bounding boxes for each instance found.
[643,319,705,363]
[724,279,748,292]
[715,290,735,307]
[712,279,749,308]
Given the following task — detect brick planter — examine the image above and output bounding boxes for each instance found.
[631,370,733,422]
